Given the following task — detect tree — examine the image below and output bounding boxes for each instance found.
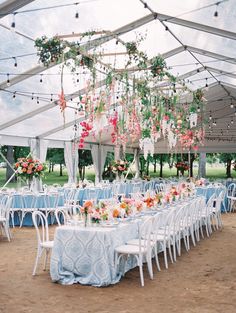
[219,153,236,178]
[47,148,65,176]
[206,153,219,167]
[0,145,30,182]
[78,149,93,181]
[152,154,159,173]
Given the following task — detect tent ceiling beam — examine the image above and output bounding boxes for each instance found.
[206,66,236,80]
[0,22,34,41]
[0,0,35,19]
[0,78,107,132]
[38,117,84,139]
[178,66,205,80]
[152,12,236,41]
[187,46,236,66]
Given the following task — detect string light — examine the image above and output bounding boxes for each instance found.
[37,97,39,104]
[214,2,219,17]
[230,98,234,108]
[209,111,212,120]
[6,73,10,86]
[231,118,234,124]
[50,94,53,102]
[205,78,209,90]
[11,13,16,28]
[13,57,17,67]
[31,93,34,100]
[13,92,16,99]
[40,74,43,83]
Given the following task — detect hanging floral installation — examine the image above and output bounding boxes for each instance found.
[35,31,206,157]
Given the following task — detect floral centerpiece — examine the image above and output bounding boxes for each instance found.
[14,155,46,187]
[175,161,189,175]
[169,186,179,201]
[143,195,155,208]
[119,198,133,216]
[90,202,109,224]
[111,160,128,177]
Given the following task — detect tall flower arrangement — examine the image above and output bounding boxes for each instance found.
[14,155,46,181]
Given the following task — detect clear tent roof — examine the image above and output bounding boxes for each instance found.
[0,0,236,151]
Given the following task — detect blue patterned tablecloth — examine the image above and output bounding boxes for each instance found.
[50,222,139,286]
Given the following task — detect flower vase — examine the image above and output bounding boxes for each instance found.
[84,213,91,227]
[27,177,33,190]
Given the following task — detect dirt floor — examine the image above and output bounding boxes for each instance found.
[0,214,236,313]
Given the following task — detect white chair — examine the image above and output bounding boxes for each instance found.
[154,209,175,269]
[0,195,12,241]
[32,211,54,276]
[226,183,236,213]
[210,191,224,230]
[115,216,154,287]
[55,208,71,226]
[41,192,59,223]
[200,194,216,237]
[19,192,38,227]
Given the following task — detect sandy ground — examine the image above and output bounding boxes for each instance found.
[0,214,236,313]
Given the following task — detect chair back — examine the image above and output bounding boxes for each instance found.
[215,190,225,212]
[138,216,153,253]
[227,183,236,198]
[32,211,49,245]
[0,195,12,219]
[44,192,59,209]
[55,208,70,226]
[20,192,37,209]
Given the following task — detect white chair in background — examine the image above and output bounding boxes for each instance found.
[0,195,12,241]
[41,192,59,224]
[226,183,236,213]
[32,211,54,276]
[19,192,38,227]
[115,216,154,287]
[210,191,224,230]
[200,194,216,237]
[55,208,71,226]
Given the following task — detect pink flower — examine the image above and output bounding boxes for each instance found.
[37,164,43,171]
[22,162,28,168]
[81,131,89,138]
[78,143,84,149]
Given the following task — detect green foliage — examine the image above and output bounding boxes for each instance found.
[47,148,64,165]
[219,153,236,163]
[150,55,166,78]
[78,149,93,167]
[35,36,67,67]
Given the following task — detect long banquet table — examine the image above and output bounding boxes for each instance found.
[50,197,196,287]
[50,221,139,286]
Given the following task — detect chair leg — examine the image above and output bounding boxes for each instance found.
[146,253,153,280]
[32,247,43,276]
[154,245,161,271]
[139,259,144,287]
[163,243,168,269]
[168,241,174,264]
[3,223,10,241]
[44,249,49,271]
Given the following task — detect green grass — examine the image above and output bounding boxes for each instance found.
[0,165,235,189]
